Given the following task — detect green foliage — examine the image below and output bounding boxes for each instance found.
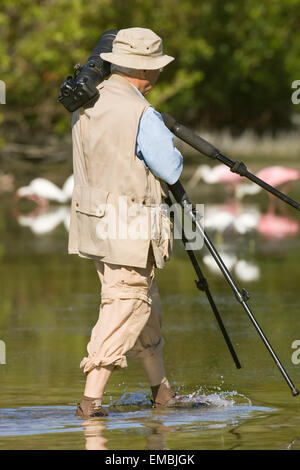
[1,0,300,138]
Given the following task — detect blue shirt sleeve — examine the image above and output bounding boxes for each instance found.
[136,107,183,185]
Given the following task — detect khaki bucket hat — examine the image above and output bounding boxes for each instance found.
[100,27,174,70]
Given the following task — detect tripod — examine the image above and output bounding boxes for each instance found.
[167,180,299,396]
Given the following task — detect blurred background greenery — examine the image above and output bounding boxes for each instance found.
[1,0,300,146]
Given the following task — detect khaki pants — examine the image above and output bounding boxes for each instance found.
[80,259,164,374]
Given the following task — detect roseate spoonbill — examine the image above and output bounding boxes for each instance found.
[236,166,299,199]
[256,165,299,187]
[233,207,261,234]
[257,212,299,240]
[15,175,74,207]
[187,164,242,191]
[204,208,236,232]
[202,201,239,244]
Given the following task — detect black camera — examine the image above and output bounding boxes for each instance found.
[57,29,118,112]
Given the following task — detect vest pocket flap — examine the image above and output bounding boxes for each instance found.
[74,185,109,217]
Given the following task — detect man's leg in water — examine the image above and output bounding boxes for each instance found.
[129,278,176,406]
[76,259,157,417]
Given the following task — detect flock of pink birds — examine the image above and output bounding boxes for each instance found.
[187,164,299,197]
[9,164,300,241]
[188,164,300,241]
[12,165,299,206]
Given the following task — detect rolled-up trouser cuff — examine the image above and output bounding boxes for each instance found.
[80,354,128,374]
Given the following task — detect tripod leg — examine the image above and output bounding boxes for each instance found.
[186,247,241,369]
[166,194,242,369]
[167,194,242,371]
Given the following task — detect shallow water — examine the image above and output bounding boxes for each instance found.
[0,176,300,450]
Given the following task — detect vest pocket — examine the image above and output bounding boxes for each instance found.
[73,185,109,217]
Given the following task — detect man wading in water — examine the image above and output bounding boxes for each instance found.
[68,27,183,418]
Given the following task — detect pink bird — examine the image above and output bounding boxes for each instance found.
[255,166,299,188]
[257,212,299,240]
[187,164,242,192]
[236,165,299,200]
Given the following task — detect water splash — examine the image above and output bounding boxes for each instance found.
[181,387,252,408]
[108,389,152,413]
[110,389,152,408]
[108,386,252,411]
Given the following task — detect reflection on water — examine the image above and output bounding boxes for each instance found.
[12,195,300,241]
[0,173,300,450]
[0,390,274,451]
[82,419,108,450]
[16,206,70,235]
[80,390,272,451]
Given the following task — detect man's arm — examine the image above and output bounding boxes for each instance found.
[136,107,183,185]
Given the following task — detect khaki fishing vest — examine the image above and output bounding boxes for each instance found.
[68,73,172,269]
